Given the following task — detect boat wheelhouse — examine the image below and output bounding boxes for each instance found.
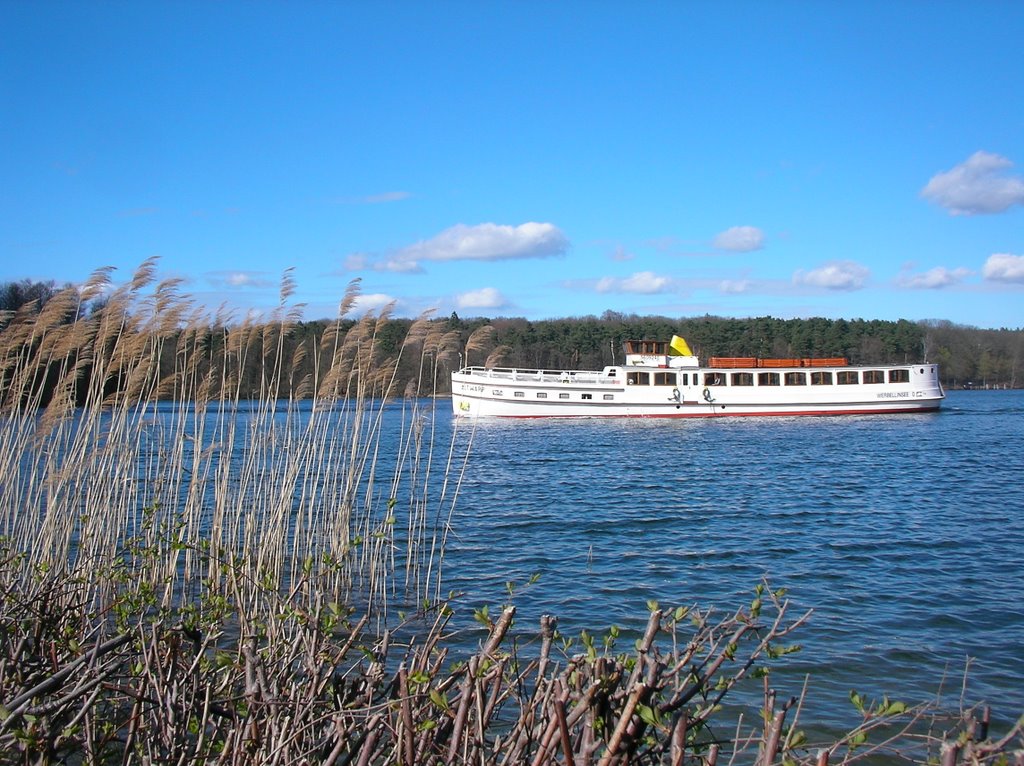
[451,337,944,418]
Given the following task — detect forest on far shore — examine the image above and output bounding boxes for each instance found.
[2,277,1021,399]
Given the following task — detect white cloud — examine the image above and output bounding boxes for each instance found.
[377,257,425,274]
[921,151,1024,215]
[342,222,568,273]
[719,279,753,294]
[206,271,274,289]
[395,222,568,269]
[456,287,508,309]
[982,253,1024,284]
[346,293,397,316]
[793,261,869,290]
[344,251,424,274]
[896,266,971,289]
[595,271,671,294]
[713,226,765,252]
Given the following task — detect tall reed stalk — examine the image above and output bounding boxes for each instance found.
[0,260,467,626]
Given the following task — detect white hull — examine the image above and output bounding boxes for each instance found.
[452,362,944,419]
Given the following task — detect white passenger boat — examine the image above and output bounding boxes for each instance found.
[451,336,944,418]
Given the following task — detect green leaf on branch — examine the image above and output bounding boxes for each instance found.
[850,690,866,714]
[429,689,449,711]
[750,597,762,617]
[636,703,661,728]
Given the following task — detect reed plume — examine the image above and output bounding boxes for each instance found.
[464,323,496,366]
[484,344,512,368]
[0,261,465,623]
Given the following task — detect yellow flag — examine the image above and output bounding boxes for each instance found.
[669,335,692,356]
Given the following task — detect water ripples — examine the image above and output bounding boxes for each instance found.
[439,390,1024,727]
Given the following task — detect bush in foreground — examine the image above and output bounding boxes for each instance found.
[1,551,1021,765]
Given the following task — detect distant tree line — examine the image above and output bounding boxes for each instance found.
[0,278,75,314]
[2,278,1021,403]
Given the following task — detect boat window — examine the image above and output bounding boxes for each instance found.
[863,370,884,384]
[654,372,675,386]
[785,372,807,386]
[758,372,780,386]
[628,371,650,385]
[837,371,858,385]
[810,371,833,385]
[559,392,570,400]
[537,392,547,398]
[603,394,614,400]
[582,393,592,400]
[514,391,525,397]
[679,373,689,385]
[731,372,754,386]
[626,340,667,355]
[889,369,910,383]
[704,372,726,386]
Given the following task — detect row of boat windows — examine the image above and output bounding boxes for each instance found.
[627,369,912,386]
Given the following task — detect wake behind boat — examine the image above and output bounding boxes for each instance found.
[451,336,944,418]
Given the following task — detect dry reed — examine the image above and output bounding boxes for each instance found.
[0,261,464,613]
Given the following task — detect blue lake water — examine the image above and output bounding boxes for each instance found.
[36,389,1020,735]
[436,389,1024,730]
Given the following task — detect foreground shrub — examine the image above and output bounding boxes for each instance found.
[2,556,1021,765]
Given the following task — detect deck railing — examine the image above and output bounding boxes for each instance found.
[455,367,619,385]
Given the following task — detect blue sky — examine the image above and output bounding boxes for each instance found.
[2,2,1023,328]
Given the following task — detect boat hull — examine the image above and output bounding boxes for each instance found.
[452,397,942,418]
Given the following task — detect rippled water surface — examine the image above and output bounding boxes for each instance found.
[438,390,1024,727]
[119,390,1024,729]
